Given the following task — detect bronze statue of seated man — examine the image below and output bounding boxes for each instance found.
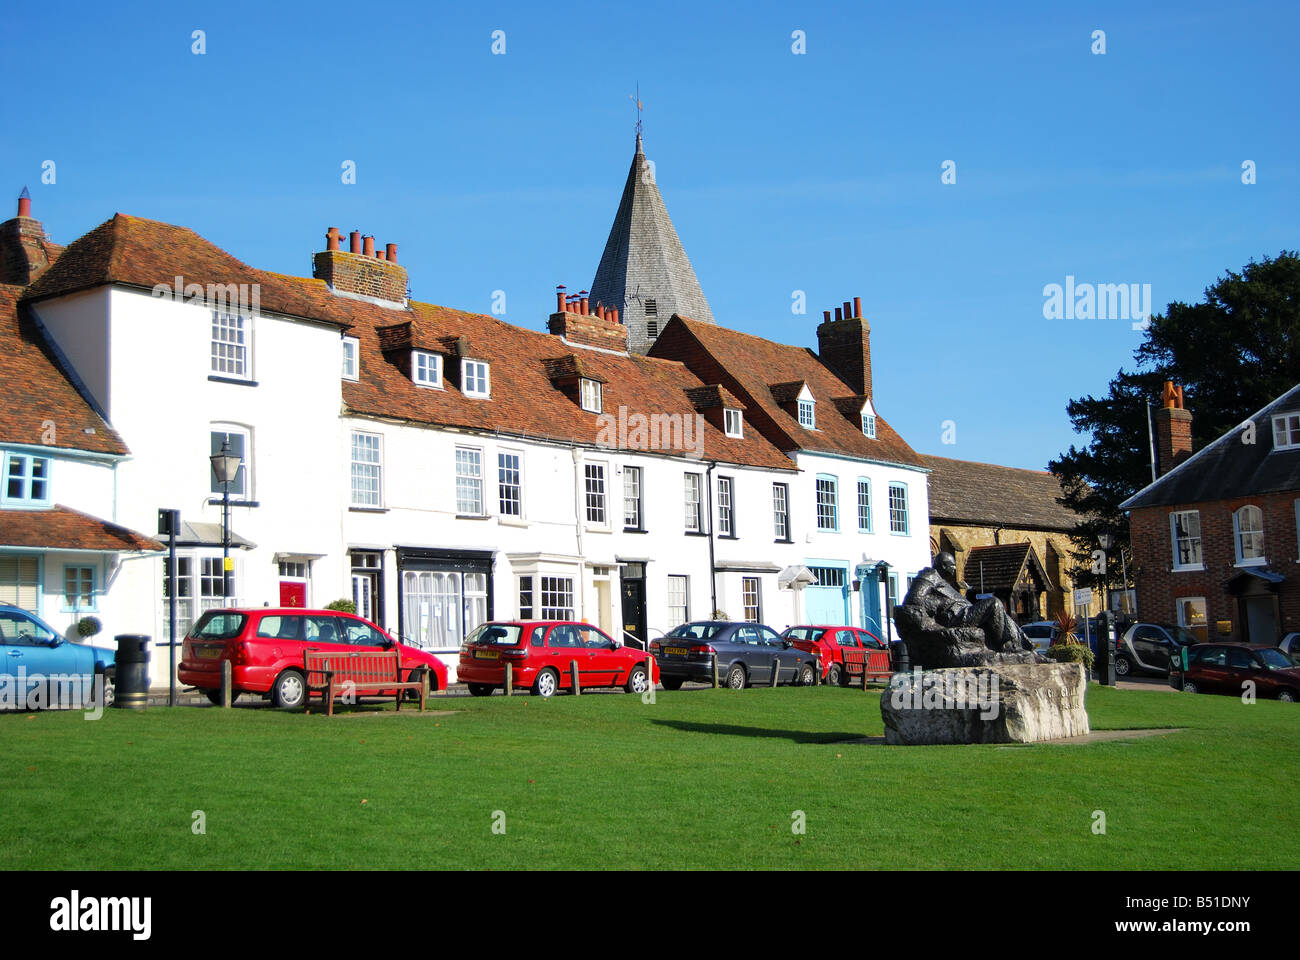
[893,552,1039,669]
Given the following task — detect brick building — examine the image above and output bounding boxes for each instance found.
[1121,381,1300,643]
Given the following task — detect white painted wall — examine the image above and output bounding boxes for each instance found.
[20,282,935,690]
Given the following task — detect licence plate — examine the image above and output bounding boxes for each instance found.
[474,650,500,660]
[666,646,688,657]
[197,647,222,660]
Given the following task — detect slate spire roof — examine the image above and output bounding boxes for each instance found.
[589,134,714,354]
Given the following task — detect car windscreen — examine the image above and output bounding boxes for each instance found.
[1258,648,1294,670]
[466,624,524,646]
[190,612,246,641]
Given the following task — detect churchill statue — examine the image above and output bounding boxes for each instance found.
[893,552,1041,669]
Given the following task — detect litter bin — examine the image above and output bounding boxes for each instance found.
[890,639,910,675]
[114,635,150,710]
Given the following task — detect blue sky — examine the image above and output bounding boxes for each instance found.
[3,0,1296,470]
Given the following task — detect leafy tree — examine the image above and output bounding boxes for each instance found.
[1051,251,1300,591]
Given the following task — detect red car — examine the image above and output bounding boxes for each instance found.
[457,621,658,697]
[781,624,891,686]
[1170,643,1300,701]
[178,608,447,708]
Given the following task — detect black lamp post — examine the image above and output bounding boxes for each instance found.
[210,438,241,602]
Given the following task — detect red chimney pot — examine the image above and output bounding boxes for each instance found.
[385,243,397,263]
[853,296,862,318]
[349,230,361,254]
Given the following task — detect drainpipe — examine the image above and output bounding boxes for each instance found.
[571,448,585,566]
[706,461,718,617]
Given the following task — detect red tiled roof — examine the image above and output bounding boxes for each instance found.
[22,214,371,329]
[0,505,163,552]
[0,284,127,456]
[343,302,796,470]
[19,214,797,470]
[650,316,926,469]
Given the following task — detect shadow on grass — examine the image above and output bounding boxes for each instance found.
[650,719,866,744]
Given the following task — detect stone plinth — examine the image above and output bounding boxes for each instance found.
[881,663,1090,745]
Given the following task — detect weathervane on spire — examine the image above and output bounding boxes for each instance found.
[629,83,643,137]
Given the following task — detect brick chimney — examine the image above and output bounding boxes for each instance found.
[546,285,628,353]
[312,226,407,305]
[816,295,871,397]
[0,188,64,285]
[1154,380,1193,476]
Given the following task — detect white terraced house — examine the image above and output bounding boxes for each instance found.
[0,139,930,687]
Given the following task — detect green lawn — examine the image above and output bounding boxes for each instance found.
[1,684,1293,870]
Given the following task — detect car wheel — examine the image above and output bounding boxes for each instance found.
[203,689,240,706]
[625,664,651,694]
[1278,688,1298,703]
[798,663,816,686]
[272,670,307,709]
[1182,680,1199,695]
[404,666,436,700]
[826,664,842,687]
[661,677,684,691]
[532,668,560,698]
[726,664,747,690]
[1113,654,1132,677]
[467,683,494,697]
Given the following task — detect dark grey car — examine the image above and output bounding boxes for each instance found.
[651,621,815,690]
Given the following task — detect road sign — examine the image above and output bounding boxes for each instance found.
[1073,588,1093,606]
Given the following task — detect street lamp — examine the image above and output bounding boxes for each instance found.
[1096,532,1113,613]
[210,438,241,602]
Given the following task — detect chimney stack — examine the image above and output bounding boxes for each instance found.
[1154,380,1193,476]
[0,188,64,284]
[313,225,408,305]
[816,295,873,398]
[548,283,628,352]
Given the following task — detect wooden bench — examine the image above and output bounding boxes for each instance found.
[303,649,427,716]
[842,646,893,685]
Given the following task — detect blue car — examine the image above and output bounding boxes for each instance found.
[0,604,115,708]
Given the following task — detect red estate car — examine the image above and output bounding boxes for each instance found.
[781,624,891,686]
[178,608,448,708]
[1169,643,1300,702]
[457,621,658,697]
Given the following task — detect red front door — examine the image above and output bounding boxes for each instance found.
[280,581,307,608]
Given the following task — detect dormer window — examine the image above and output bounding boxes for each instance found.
[724,408,743,438]
[412,350,442,388]
[798,398,816,429]
[860,398,877,438]
[462,359,490,398]
[1273,413,1300,450]
[342,337,359,381]
[580,378,603,413]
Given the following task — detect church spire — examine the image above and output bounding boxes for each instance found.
[589,133,715,354]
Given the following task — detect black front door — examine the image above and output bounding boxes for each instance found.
[620,577,647,650]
